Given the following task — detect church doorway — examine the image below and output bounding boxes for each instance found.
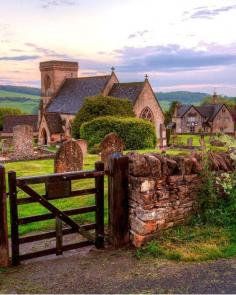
[41,128,48,145]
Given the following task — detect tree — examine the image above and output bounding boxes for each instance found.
[200,95,235,106]
[164,101,180,125]
[72,95,135,139]
[0,107,23,130]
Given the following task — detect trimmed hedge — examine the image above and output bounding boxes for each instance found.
[72,95,135,139]
[80,116,156,151]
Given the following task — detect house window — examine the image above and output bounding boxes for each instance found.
[140,107,154,122]
[190,126,195,133]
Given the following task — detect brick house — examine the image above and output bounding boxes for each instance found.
[171,93,234,134]
[38,61,164,145]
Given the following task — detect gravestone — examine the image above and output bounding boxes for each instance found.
[199,137,206,150]
[172,134,177,146]
[159,124,167,149]
[54,140,83,173]
[187,137,193,148]
[49,140,83,199]
[13,125,34,159]
[75,139,87,157]
[100,132,125,171]
[1,141,10,155]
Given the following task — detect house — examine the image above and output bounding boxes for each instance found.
[171,93,234,134]
[38,60,164,145]
[1,115,38,138]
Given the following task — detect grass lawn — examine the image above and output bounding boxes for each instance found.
[136,224,236,262]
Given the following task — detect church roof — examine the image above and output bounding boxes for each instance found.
[2,115,38,133]
[47,75,111,114]
[44,113,64,134]
[108,82,144,103]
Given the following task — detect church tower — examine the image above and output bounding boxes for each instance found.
[39,60,79,111]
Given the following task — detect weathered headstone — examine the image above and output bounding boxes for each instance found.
[199,137,206,150]
[75,139,88,157]
[1,141,10,155]
[187,137,193,148]
[159,124,167,149]
[172,134,177,146]
[100,133,125,171]
[13,125,34,159]
[54,140,83,173]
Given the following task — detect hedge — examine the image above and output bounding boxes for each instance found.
[80,116,156,151]
[72,95,135,138]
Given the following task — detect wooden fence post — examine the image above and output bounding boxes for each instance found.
[0,165,9,267]
[108,153,129,247]
[95,161,104,249]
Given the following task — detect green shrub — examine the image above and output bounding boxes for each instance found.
[80,116,156,151]
[0,107,23,130]
[72,95,135,138]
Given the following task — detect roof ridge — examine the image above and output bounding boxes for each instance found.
[67,75,111,80]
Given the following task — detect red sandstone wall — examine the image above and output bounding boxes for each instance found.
[127,152,234,247]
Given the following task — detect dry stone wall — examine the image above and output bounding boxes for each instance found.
[127,152,234,247]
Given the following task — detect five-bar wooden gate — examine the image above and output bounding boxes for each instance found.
[8,161,104,266]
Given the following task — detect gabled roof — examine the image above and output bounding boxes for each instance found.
[176,105,192,117]
[108,82,144,103]
[47,75,111,114]
[2,115,38,133]
[44,113,64,134]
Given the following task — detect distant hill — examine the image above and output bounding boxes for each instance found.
[156,91,209,104]
[0,85,40,96]
[0,85,40,114]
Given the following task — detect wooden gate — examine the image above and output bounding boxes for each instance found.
[8,161,104,266]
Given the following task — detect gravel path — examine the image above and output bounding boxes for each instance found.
[0,246,236,294]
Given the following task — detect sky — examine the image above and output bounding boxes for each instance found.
[0,0,236,96]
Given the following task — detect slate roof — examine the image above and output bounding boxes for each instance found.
[176,105,192,117]
[47,76,111,114]
[108,82,144,103]
[196,104,222,122]
[176,104,225,122]
[44,113,64,134]
[2,115,38,133]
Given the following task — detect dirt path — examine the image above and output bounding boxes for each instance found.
[0,246,236,294]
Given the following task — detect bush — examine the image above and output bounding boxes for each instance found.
[72,95,135,138]
[80,116,156,151]
[0,107,23,130]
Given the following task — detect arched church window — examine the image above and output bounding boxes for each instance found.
[140,107,154,122]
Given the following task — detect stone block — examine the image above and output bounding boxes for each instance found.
[130,217,158,235]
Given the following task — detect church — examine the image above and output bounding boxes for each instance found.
[38,61,164,145]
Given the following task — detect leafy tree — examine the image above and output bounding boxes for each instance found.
[200,95,235,106]
[72,95,135,138]
[164,101,180,125]
[0,107,23,130]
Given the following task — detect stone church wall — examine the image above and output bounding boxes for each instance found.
[133,81,164,139]
[127,152,234,247]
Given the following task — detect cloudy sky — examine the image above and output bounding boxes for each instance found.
[0,0,236,95]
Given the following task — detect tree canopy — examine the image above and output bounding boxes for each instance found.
[0,107,23,130]
[72,95,135,139]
